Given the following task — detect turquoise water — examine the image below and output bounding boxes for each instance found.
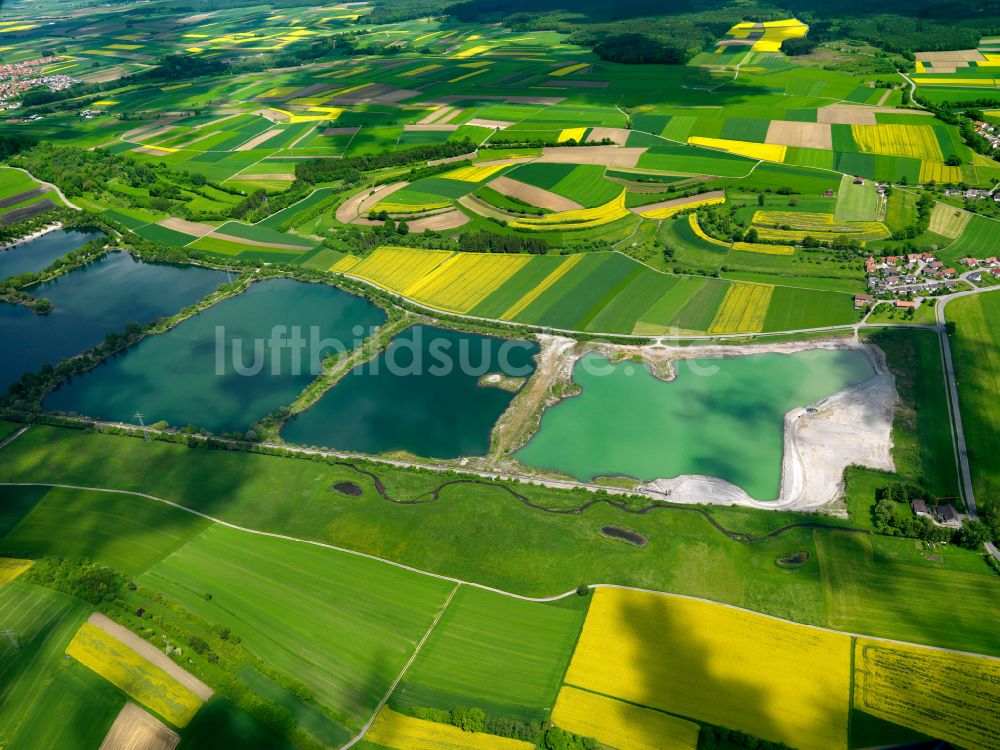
[283,325,538,458]
[45,278,386,434]
[515,349,874,500]
[0,251,228,392]
[0,228,100,280]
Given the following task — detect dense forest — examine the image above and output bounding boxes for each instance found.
[441,0,1000,62]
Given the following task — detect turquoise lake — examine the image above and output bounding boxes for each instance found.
[0,251,228,392]
[45,278,386,434]
[515,349,875,500]
[283,325,538,458]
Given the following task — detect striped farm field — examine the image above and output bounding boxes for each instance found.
[918,160,962,184]
[634,191,725,219]
[403,252,533,313]
[928,202,971,238]
[508,191,629,230]
[708,282,773,333]
[340,246,455,291]
[441,164,508,183]
[337,246,852,334]
[552,686,700,750]
[365,707,533,750]
[563,588,852,750]
[850,124,943,160]
[853,638,1000,749]
[689,214,794,254]
[939,213,1000,262]
[752,211,890,243]
[65,622,204,727]
[688,136,787,162]
[0,557,32,586]
[502,254,584,318]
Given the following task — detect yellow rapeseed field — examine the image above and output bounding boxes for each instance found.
[453,44,492,59]
[401,64,442,77]
[65,623,203,728]
[723,18,809,51]
[688,137,787,162]
[563,588,851,750]
[552,686,700,750]
[0,558,32,587]
[918,160,963,184]
[344,247,454,292]
[639,194,725,219]
[440,164,508,182]
[329,255,360,272]
[688,213,730,247]
[853,638,1000,749]
[550,63,590,76]
[708,282,773,333]
[373,200,453,214]
[557,127,588,143]
[365,707,533,750]
[509,191,629,230]
[503,254,583,318]
[403,252,532,313]
[850,124,943,160]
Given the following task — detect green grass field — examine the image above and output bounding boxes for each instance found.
[864,328,959,499]
[816,531,1000,654]
[140,523,453,731]
[2,426,998,655]
[0,583,123,750]
[948,292,1000,519]
[392,587,587,722]
[938,214,1000,263]
[1,485,211,574]
[834,175,879,222]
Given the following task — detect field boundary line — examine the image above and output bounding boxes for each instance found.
[0,425,30,451]
[2,482,998,662]
[343,583,460,749]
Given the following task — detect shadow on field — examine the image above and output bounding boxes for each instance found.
[614,593,789,748]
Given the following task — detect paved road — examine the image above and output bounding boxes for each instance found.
[5,166,81,211]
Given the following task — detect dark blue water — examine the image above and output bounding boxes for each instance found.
[0,229,100,280]
[283,325,539,458]
[0,251,229,392]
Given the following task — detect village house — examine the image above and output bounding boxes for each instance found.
[911,499,931,517]
[935,504,961,529]
[854,294,873,309]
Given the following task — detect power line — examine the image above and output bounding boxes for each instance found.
[133,412,151,442]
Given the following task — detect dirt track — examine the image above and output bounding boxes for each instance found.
[536,145,645,168]
[336,182,409,224]
[99,703,178,750]
[489,176,583,211]
[88,613,213,700]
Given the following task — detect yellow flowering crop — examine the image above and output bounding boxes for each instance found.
[688,137,787,162]
[850,124,943,160]
[918,160,963,183]
[345,246,454,292]
[509,191,630,230]
[550,63,589,76]
[365,707,533,749]
[708,282,773,333]
[853,638,1000,749]
[563,588,851,750]
[0,558,32,587]
[440,164,508,182]
[557,127,588,143]
[639,194,724,219]
[503,255,583,318]
[403,252,532,313]
[553,685,699,750]
[66,623,203,727]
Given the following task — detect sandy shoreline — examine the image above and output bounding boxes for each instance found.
[498,335,897,512]
[0,221,64,251]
